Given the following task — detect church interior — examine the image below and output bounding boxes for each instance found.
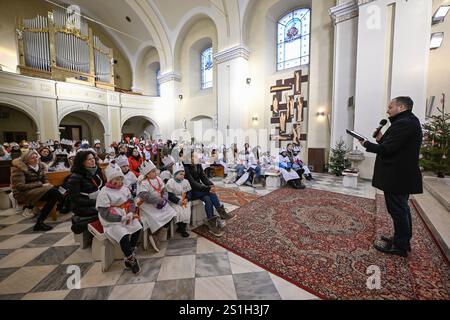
[0,0,449,301]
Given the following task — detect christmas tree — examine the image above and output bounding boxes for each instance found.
[329,137,351,176]
[420,94,450,178]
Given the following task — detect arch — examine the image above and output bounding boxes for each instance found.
[132,44,161,94]
[0,103,39,142]
[121,113,161,138]
[173,12,219,73]
[0,96,40,129]
[126,0,173,72]
[59,111,106,145]
[57,104,108,136]
[121,116,159,140]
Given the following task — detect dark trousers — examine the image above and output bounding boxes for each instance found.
[384,192,412,250]
[119,230,141,257]
[37,188,64,222]
[191,190,221,219]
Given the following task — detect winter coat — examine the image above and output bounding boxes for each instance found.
[10,158,52,205]
[183,163,213,193]
[67,167,105,217]
[363,109,423,194]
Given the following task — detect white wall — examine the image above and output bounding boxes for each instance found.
[177,18,218,133]
[427,0,450,117]
[354,0,432,178]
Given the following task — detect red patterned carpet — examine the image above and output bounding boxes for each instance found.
[196,188,450,300]
[215,187,260,206]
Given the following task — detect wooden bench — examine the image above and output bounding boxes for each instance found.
[190,199,206,227]
[15,170,70,221]
[88,221,123,272]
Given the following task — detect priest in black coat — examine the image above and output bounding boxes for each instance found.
[360,96,423,257]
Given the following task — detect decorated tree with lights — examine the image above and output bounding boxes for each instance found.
[329,137,351,176]
[420,94,450,177]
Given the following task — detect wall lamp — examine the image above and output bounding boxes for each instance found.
[430,32,444,50]
[432,5,450,25]
[316,111,325,117]
[179,94,183,100]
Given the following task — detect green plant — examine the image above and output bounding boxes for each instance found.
[420,95,450,177]
[329,137,351,176]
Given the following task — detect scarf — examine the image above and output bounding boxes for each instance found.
[106,182,122,190]
[29,164,39,172]
[86,166,98,176]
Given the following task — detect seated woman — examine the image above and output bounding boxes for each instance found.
[166,163,192,237]
[10,150,64,231]
[136,160,177,248]
[183,149,234,237]
[278,148,305,189]
[37,146,53,165]
[48,150,71,172]
[68,150,106,234]
[96,163,142,274]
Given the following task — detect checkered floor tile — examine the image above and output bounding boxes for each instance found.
[0,173,375,300]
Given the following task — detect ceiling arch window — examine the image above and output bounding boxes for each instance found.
[201,47,213,89]
[277,8,311,71]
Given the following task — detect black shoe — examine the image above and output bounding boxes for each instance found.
[33,221,53,231]
[294,180,306,189]
[176,223,183,234]
[125,255,141,274]
[374,242,408,257]
[305,174,314,181]
[380,235,411,252]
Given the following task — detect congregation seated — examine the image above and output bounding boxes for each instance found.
[10,150,64,231]
[278,148,305,189]
[68,150,105,234]
[127,146,143,178]
[235,143,262,187]
[48,150,71,172]
[286,143,314,181]
[37,146,53,165]
[160,155,175,183]
[183,149,234,237]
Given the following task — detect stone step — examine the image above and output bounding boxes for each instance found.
[412,189,450,261]
[423,176,450,212]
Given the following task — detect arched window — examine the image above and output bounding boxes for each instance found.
[201,47,213,89]
[156,68,161,96]
[277,8,311,71]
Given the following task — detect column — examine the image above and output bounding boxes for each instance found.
[214,45,251,146]
[329,0,359,150]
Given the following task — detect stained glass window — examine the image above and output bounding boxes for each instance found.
[156,68,161,97]
[201,47,213,89]
[277,8,310,71]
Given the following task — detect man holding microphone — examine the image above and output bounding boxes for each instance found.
[359,96,423,257]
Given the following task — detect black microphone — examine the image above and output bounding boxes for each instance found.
[372,119,388,138]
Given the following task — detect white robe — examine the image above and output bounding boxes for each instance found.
[123,170,137,189]
[137,176,177,233]
[277,155,300,181]
[160,170,173,182]
[96,186,142,243]
[165,178,192,224]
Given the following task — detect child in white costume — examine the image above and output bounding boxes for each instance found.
[96,163,142,274]
[160,155,175,183]
[115,155,137,196]
[136,160,177,238]
[165,163,192,237]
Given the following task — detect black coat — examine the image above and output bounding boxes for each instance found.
[67,167,105,217]
[183,163,213,193]
[363,109,423,194]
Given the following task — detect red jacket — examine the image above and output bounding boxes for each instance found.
[128,156,143,177]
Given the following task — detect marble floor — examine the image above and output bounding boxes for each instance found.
[0,173,375,300]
